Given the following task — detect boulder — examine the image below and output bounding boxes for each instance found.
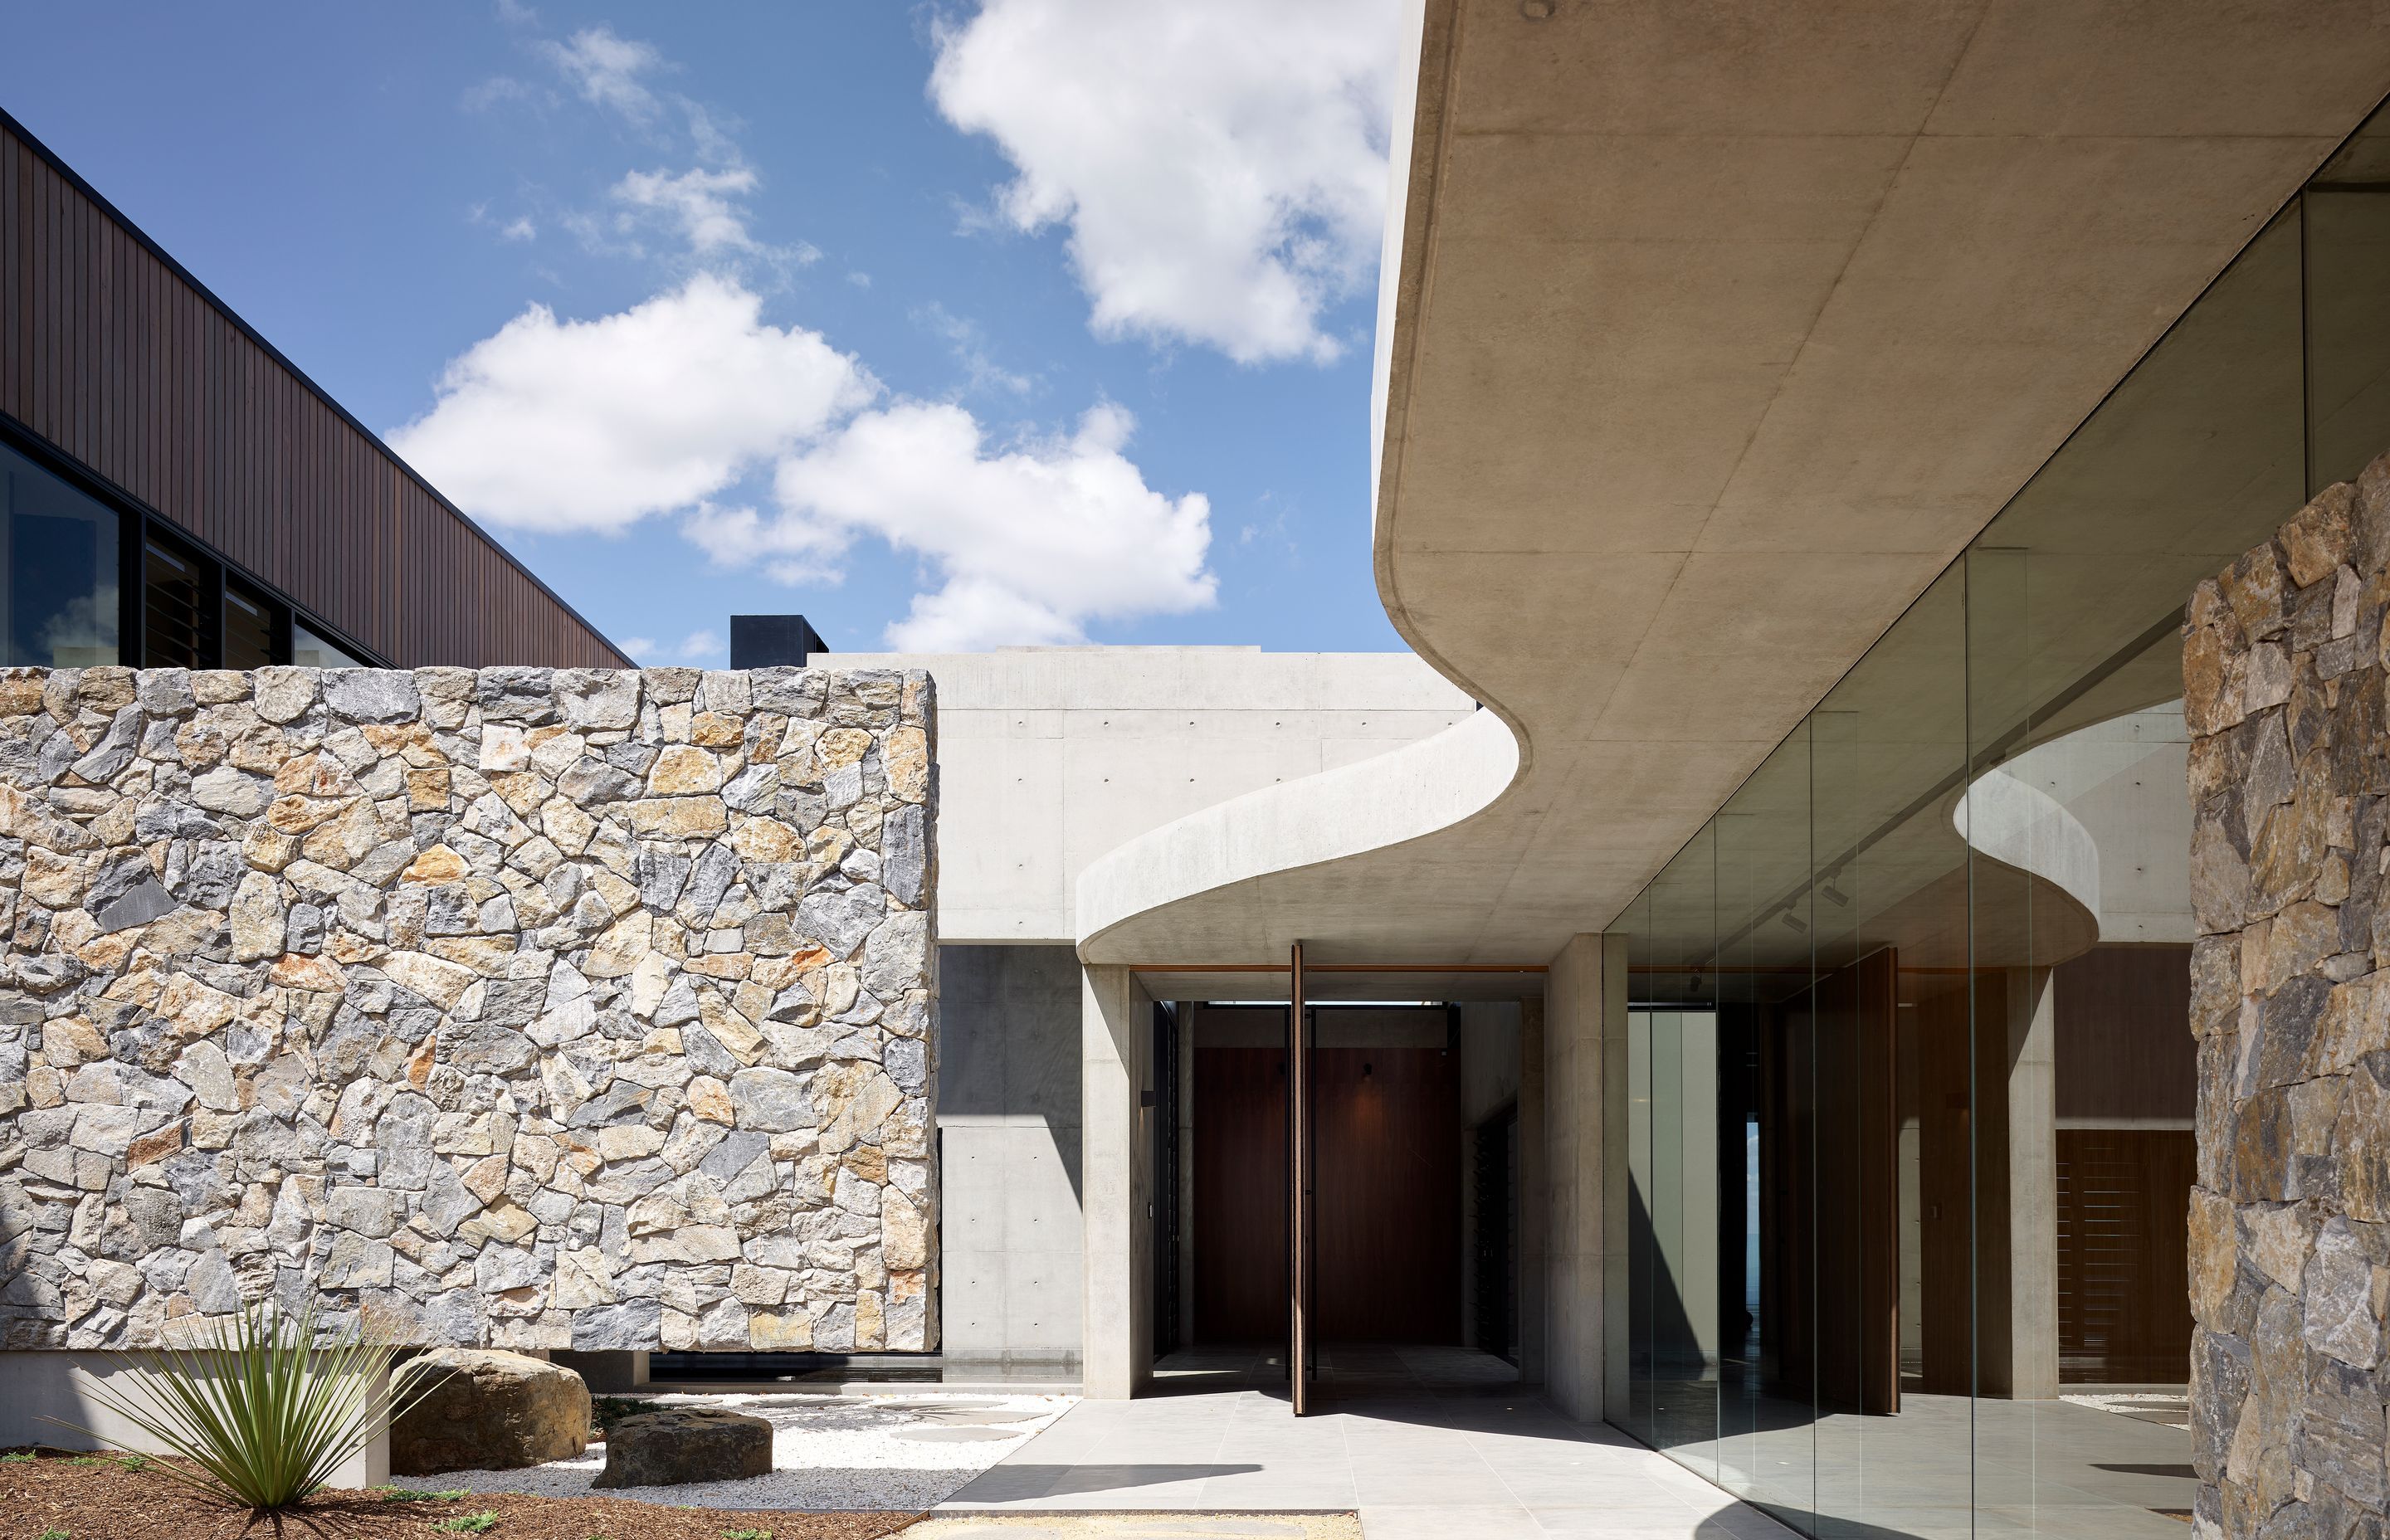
[592,1406,773,1489]
[390,1348,591,1474]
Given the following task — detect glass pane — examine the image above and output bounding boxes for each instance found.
[2306,185,2390,494]
[1628,999,1656,1446]
[144,539,211,669]
[1635,821,1717,1459]
[1812,567,1971,1540]
[2309,95,2390,492]
[223,583,276,670]
[1713,723,1812,1529]
[1603,76,2377,1540]
[1963,194,2299,1540]
[0,441,120,665]
[1605,889,1646,1423]
[291,619,363,669]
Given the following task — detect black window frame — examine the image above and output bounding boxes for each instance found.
[0,412,386,670]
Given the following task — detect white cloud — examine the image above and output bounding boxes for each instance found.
[388,274,874,534]
[500,215,537,243]
[608,166,815,268]
[540,25,666,123]
[929,0,1399,364]
[691,401,1214,651]
[612,167,758,254]
[462,76,539,112]
[918,302,1034,397]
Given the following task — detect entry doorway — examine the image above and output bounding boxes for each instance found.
[1188,1004,1463,1345]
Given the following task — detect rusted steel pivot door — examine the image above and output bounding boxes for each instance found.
[1290,939,1313,1415]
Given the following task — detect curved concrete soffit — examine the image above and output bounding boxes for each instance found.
[1076,704,1522,961]
[1950,768,2104,940]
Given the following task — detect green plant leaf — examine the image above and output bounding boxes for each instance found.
[46,1299,455,1512]
[430,1511,499,1533]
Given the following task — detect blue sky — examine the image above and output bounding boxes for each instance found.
[0,1,1406,661]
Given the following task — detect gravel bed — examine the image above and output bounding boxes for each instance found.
[393,1390,1077,1512]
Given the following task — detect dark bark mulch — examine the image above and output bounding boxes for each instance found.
[0,1449,919,1540]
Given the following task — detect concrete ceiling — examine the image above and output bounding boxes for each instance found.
[1078,0,2390,967]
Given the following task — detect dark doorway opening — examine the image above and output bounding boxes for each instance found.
[1471,1104,1518,1363]
[1189,1005,1462,1347]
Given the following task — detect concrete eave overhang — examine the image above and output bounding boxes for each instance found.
[1080,0,2390,969]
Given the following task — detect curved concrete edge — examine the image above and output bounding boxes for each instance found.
[1953,768,2105,932]
[1075,705,1522,962]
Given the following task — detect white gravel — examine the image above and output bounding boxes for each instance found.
[391,1389,1077,1512]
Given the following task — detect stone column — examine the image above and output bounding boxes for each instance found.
[1080,962,1153,1399]
[1545,932,1621,1421]
[1519,994,1549,1385]
[2185,450,2390,1540]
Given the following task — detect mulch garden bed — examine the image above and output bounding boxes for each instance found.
[0,1449,921,1540]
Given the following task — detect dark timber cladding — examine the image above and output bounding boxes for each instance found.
[0,110,627,669]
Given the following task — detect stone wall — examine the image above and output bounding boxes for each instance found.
[2187,447,2390,1540]
[0,665,937,1354]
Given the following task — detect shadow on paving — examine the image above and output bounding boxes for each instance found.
[902,1515,1363,1538]
[943,1465,1270,1502]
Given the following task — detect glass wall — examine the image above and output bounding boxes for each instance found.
[1611,95,2390,1540]
[0,440,120,665]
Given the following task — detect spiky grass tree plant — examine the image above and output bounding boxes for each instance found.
[59,1299,447,1511]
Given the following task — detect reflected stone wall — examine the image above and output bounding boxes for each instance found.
[2186,448,2390,1540]
[0,665,936,1353]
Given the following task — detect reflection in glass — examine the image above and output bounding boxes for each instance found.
[1610,90,2385,1540]
[2310,97,2390,493]
[0,441,120,666]
[290,620,363,669]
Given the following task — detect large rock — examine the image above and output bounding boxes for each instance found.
[391,1348,591,1474]
[592,1406,773,1489]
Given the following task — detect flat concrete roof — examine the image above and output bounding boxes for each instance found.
[1080,0,2390,967]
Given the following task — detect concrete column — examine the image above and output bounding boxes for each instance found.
[2003,964,2059,1401]
[551,1350,650,1393]
[1080,962,1153,1399]
[1545,932,1621,1421]
[1518,994,1549,1385]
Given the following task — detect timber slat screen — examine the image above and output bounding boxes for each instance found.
[0,113,627,670]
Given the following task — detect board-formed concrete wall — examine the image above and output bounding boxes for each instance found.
[0,664,936,1354]
[2186,448,2390,1540]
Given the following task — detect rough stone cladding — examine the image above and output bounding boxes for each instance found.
[2187,447,2390,1540]
[0,664,936,1354]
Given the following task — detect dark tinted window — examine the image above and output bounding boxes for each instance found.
[143,538,212,669]
[0,441,120,665]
